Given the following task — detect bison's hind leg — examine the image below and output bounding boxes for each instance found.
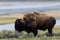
[48,27,53,36]
[47,23,55,36]
[47,17,56,36]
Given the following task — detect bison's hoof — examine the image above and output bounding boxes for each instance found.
[43,33,54,37]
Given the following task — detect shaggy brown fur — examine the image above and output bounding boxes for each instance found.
[15,12,56,36]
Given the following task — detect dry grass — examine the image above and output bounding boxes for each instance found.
[42,11,60,18]
[0,26,59,40]
[0,11,60,18]
[0,11,60,40]
[0,11,60,25]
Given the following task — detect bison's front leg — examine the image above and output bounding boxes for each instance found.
[32,29,38,37]
[47,27,53,36]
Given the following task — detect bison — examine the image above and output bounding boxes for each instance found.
[15,12,56,36]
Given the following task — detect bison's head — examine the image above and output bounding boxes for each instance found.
[15,19,25,32]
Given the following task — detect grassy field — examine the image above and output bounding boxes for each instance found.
[0,26,59,40]
[0,13,25,25]
[0,11,60,25]
[0,37,60,40]
[0,11,60,40]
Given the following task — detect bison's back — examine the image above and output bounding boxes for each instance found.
[35,14,51,26]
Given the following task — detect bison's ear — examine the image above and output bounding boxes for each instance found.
[23,17,29,22]
[19,19,22,20]
[15,19,22,24]
[15,19,22,21]
[19,19,25,24]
